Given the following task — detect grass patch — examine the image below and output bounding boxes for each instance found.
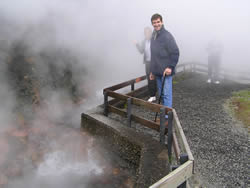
[229,89,250,131]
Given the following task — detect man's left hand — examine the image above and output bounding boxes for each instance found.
[163,68,172,76]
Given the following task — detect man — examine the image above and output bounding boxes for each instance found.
[206,39,223,84]
[149,13,179,117]
[134,27,157,102]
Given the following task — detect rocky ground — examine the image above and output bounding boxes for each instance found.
[173,74,249,188]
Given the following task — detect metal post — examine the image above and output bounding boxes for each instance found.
[178,154,189,188]
[127,98,132,127]
[168,111,173,162]
[160,107,166,144]
[131,83,135,91]
[104,91,108,116]
[171,165,179,171]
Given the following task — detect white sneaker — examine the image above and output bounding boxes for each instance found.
[207,79,211,83]
[147,96,156,102]
[215,81,220,84]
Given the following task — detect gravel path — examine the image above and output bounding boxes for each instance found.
[172,74,249,188]
[108,73,249,187]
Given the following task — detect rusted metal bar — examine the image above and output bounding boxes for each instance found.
[104,91,108,116]
[160,107,166,144]
[127,98,132,127]
[104,75,146,91]
[168,111,173,162]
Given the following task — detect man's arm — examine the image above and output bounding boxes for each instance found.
[165,33,179,70]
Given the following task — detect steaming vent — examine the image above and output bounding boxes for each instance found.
[37,150,103,177]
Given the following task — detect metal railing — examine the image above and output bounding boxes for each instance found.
[176,62,250,83]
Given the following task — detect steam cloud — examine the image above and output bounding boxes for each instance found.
[0,0,249,187]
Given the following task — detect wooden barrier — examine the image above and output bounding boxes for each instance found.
[103,72,196,188]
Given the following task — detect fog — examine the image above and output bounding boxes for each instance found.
[0,0,249,127]
[0,0,249,187]
[1,0,249,83]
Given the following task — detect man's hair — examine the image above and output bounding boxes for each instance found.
[151,13,163,23]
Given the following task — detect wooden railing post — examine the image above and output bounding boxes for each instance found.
[160,107,166,144]
[104,91,108,116]
[127,98,132,127]
[177,154,189,188]
[168,111,173,162]
[131,83,135,91]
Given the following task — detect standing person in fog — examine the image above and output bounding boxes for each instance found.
[206,39,223,84]
[149,13,179,118]
[134,27,157,102]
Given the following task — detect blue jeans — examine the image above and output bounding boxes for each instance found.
[156,75,172,108]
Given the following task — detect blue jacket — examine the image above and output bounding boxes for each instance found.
[150,26,179,76]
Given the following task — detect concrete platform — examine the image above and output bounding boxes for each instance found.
[81,106,170,187]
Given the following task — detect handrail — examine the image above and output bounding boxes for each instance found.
[104,75,146,91]
[102,62,248,187]
[177,62,250,83]
[103,73,195,188]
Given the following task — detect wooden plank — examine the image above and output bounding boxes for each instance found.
[195,68,207,73]
[107,90,128,101]
[108,105,169,133]
[194,63,208,68]
[150,160,193,188]
[104,75,146,91]
[107,90,172,113]
[108,105,126,117]
[108,85,147,105]
[173,132,180,161]
[132,97,172,113]
[173,109,194,161]
[176,62,193,67]
[174,123,186,154]
[132,115,163,132]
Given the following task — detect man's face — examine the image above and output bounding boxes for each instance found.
[152,18,163,31]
